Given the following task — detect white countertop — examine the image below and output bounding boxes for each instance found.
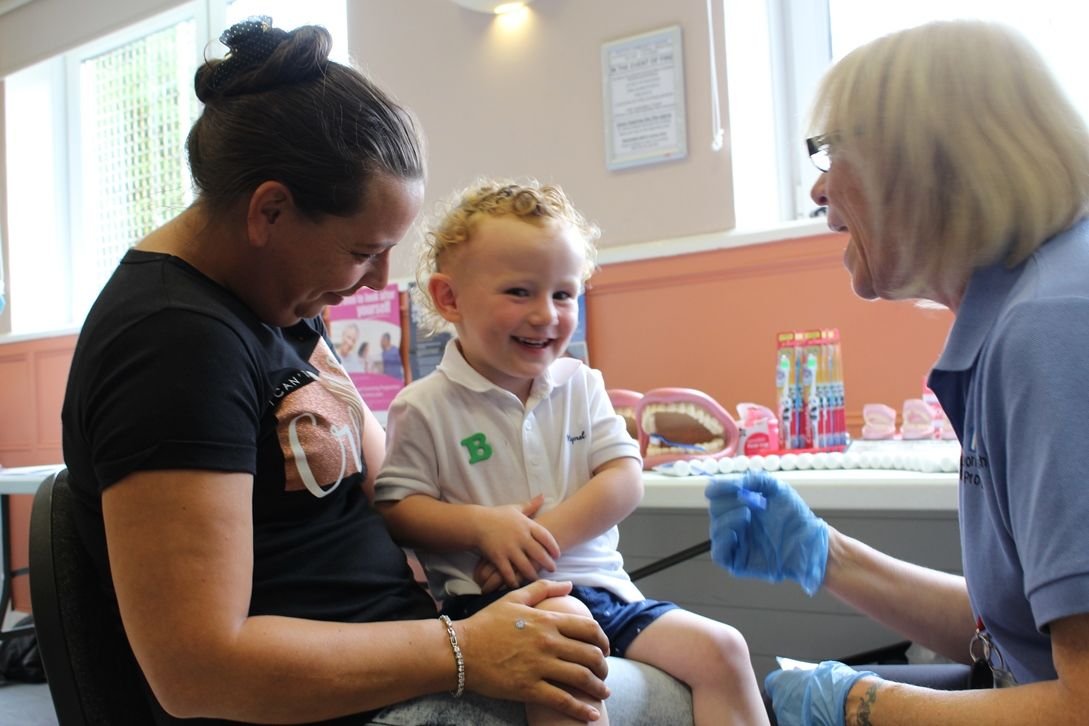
[0,465,961,511]
[0,465,65,495]
[640,469,959,511]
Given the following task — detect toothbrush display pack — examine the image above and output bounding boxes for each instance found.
[776,328,847,452]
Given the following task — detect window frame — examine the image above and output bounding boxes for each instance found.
[65,4,205,321]
[0,0,348,337]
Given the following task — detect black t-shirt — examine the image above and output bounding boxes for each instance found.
[61,250,435,724]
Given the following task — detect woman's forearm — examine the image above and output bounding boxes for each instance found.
[155,616,456,722]
[823,527,975,662]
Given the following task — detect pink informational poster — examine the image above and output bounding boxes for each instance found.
[325,284,405,418]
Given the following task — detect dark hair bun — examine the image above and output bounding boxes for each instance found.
[195,18,333,102]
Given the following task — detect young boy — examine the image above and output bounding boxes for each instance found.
[375,180,768,726]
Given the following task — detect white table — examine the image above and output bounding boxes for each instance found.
[0,465,64,641]
[0,465,64,495]
[639,469,959,511]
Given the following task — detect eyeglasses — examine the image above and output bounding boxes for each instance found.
[806,134,832,173]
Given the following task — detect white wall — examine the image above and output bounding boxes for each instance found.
[353,0,735,280]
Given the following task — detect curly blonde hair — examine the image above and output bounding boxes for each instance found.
[414,179,601,336]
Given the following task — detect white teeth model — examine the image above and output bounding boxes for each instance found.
[641,402,727,452]
[645,438,725,457]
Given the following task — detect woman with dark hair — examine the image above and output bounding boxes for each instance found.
[61,18,690,725]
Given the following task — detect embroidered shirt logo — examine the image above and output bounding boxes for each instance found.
[960,426,986,488]
[567,430,586,444]
[461,432,493,464]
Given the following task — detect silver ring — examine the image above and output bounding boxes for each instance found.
[514,618,526,630]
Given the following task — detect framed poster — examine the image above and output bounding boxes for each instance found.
[601,25,687,171]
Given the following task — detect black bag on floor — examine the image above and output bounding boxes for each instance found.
[0,615,46,684]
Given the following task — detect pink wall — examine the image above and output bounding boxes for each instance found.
[585,232,954,433]
[0,333,76,611]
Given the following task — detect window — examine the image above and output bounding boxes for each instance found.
[728,0,1089,229]
[2,0,347,336]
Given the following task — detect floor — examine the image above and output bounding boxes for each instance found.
[0,681,55,725]
[0,611,57,725]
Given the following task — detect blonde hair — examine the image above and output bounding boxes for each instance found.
[414,179,600,335]
[809,19,1089,302]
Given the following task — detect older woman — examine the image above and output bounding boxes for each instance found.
[708,19,1089,726]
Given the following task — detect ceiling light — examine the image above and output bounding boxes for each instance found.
[451,0,533,14]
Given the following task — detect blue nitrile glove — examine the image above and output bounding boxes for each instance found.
[705,471,829,595]
[764,661,879,726]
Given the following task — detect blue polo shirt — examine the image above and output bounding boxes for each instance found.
[928,217,1089,684]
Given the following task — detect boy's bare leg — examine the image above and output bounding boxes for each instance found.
[624,609,769,726]
[525,595,611,726]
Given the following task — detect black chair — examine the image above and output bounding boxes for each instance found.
[29,468,155,725]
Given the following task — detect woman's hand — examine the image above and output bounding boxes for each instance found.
[458,580,610,722]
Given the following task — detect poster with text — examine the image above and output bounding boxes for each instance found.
[326,284,404,420]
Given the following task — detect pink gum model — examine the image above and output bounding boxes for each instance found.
[607,389,644,442]
[861,403,897,440]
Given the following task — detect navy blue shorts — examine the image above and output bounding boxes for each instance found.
[441,584,678,658]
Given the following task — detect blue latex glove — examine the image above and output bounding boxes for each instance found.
[764,661,879,726]
[705,471,829,595]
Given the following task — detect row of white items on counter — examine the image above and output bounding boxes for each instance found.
[653,439,961,476]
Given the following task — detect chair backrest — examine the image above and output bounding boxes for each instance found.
[29,468,156,725]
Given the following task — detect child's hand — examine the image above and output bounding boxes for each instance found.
[473,495,560,590]
[473,559,506,593]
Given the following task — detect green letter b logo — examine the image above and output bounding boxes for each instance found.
[460,433,492,464]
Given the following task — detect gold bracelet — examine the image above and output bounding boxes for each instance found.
[438,614,465,698]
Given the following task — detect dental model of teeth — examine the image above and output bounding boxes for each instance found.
[653,446,959,476]
[641,401,728,458]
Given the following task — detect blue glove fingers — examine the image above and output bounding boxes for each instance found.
[763,668,808,726]
[705,475,743,500]
[707,470,830,592]
[709,502,752,572]
[746,509,786,583]
[738,470,788,496]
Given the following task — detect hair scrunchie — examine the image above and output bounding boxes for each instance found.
[207,16,290,94]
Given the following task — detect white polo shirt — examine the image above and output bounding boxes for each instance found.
[375,340,644,601]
